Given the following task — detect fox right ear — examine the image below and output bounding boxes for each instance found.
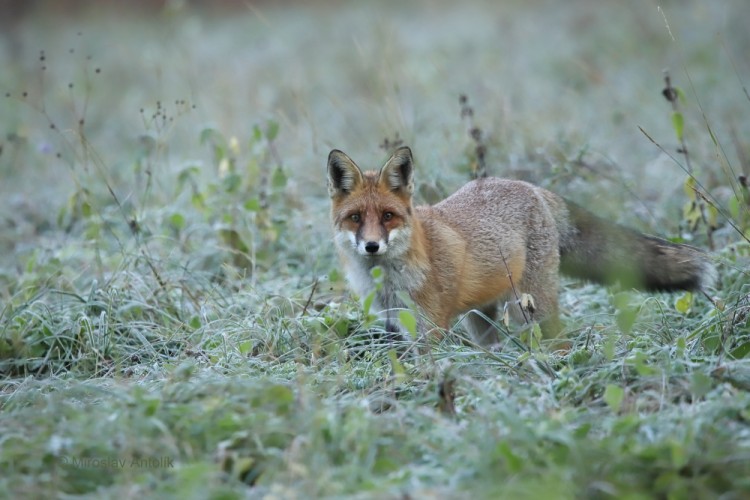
[327,149,364,198]
[379,146,414,196]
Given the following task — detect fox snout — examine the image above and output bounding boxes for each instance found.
[355,215,390,256]
[364,241,381,254]
[334,220,393,257]
[357,236,390,256]
[356,227,411,258]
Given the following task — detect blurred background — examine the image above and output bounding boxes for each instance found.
[1,0,749,275]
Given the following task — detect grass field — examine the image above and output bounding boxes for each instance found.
[2,1,750,498]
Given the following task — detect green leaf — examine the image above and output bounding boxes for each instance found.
[238,341,253,355]
[169,213,186,230]
[669,440,688,469]
[388,349,406,384]
[362,290,376,317]
[629,350,657,376]
[676,336,686,357]
[142,397,160,417]
[222,173,242,193]
[263,384,294,414]
[84,220,102,240]
[612,291,632,310]
[80,200,92,218]
[244,198,261,212]
[213,144,226,163]
[730,342,750,359]
[674,85,687,104]
[398,310,418,339]
[219,228,249,254]
[683,176,698,200]
[199,127,219,145]
[252,124,263,142]
[675,292,693,315]
[496,442,523,473]
[271,167,287,189]
[191,192,206,210]
[603,384,624,412]
[703,334,720,353]
[370,266,383,290]
[690,371,712,398]
[265,120,280,141]
[616,307,638,334]
[372,456,399,475]
[603,336,616,361]
[328,268,341,283]
[177,165,200,194]
[333,318,350,337]
[574,423,591,439]
[672,112,684,141]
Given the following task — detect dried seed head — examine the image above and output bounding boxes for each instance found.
[662,87,677,102]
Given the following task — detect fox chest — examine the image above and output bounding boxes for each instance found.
[343,256,425,304]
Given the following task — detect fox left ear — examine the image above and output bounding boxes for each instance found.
[327,149,364,198]
[379,146,414,196]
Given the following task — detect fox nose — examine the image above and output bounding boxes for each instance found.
[364,241,380,254]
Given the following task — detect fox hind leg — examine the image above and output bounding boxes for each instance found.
[465,302,502,347]
[515,250,563,340]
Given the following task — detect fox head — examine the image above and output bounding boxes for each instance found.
[327,147,414,259]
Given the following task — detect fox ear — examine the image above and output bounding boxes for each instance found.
[379,146,414,196]
[327,149,364,198]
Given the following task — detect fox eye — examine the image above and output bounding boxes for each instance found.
[383,212,394,221]
[350,214,361,223]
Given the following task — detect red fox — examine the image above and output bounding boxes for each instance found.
[327,146,715,346]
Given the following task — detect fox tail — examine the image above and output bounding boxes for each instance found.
[554,199,716,292]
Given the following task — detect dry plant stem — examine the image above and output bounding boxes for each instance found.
[663,71,693,174]
[379,133,404,153]
[459,94,487,179]
[301,278,319,317]
[641,126,748,245]
[663,71,715,249]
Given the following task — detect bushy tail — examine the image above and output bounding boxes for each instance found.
[556,200,716,292]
